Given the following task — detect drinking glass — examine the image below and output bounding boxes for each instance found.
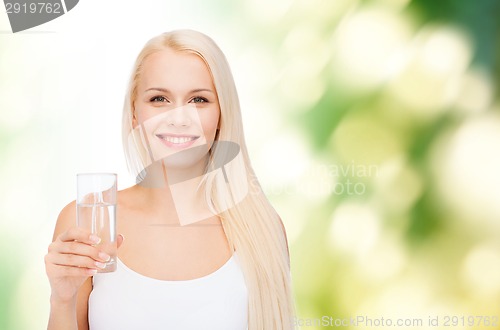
[76,173,117,273]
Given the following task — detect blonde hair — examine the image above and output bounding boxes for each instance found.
[121,30,296,329]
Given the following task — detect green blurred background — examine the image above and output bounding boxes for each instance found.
[1,0,499,329]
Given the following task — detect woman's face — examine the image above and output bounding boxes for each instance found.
[132,49,220,170]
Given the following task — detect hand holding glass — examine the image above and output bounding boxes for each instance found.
[77,173,117,273]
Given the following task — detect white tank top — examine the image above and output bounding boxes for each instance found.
[88,253,248,330]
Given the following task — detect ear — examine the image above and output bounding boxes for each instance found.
[117,234,125,249]
[132,110,138,128]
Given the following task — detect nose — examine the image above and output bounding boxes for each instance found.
[165,106,191,127]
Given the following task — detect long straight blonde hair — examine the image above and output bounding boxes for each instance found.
[121,29,295,329]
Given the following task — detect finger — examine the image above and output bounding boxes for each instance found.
[51,264,98,277]
[117,234,125,249]
[58,227,101,245]
[47,252,108,270]
[55,241,111,263]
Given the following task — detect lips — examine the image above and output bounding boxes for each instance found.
[155,133,200,149]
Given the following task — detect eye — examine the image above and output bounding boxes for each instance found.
[150,96,168,103]
[190,96,209,103]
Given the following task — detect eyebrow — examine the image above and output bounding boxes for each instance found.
[145,87,215,94]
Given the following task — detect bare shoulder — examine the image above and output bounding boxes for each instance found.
[52,200,77,241]
[117,185,141,208]
[277,215,288,238]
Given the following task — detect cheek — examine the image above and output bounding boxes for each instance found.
[133,103,155,127]
[200,109,220,139]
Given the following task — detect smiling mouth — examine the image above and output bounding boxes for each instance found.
[155,134,200,148]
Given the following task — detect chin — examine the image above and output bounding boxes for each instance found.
[160,145,210,178]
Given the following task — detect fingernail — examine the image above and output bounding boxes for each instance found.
[99,252,111,261]
[87,269,97,275]
[90,235,101,244]
[95,261,106,269]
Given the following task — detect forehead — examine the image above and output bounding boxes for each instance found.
[138,49,214,89]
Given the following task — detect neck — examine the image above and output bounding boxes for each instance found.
[134,158,216,225]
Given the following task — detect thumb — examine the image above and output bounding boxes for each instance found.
[117,234,125,249]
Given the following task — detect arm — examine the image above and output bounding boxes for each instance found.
[48,279,92,330]
[46,202,98,330]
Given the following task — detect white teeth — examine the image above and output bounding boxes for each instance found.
[160,136,196,144]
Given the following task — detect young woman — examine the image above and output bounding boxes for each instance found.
[45,29,295,330]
